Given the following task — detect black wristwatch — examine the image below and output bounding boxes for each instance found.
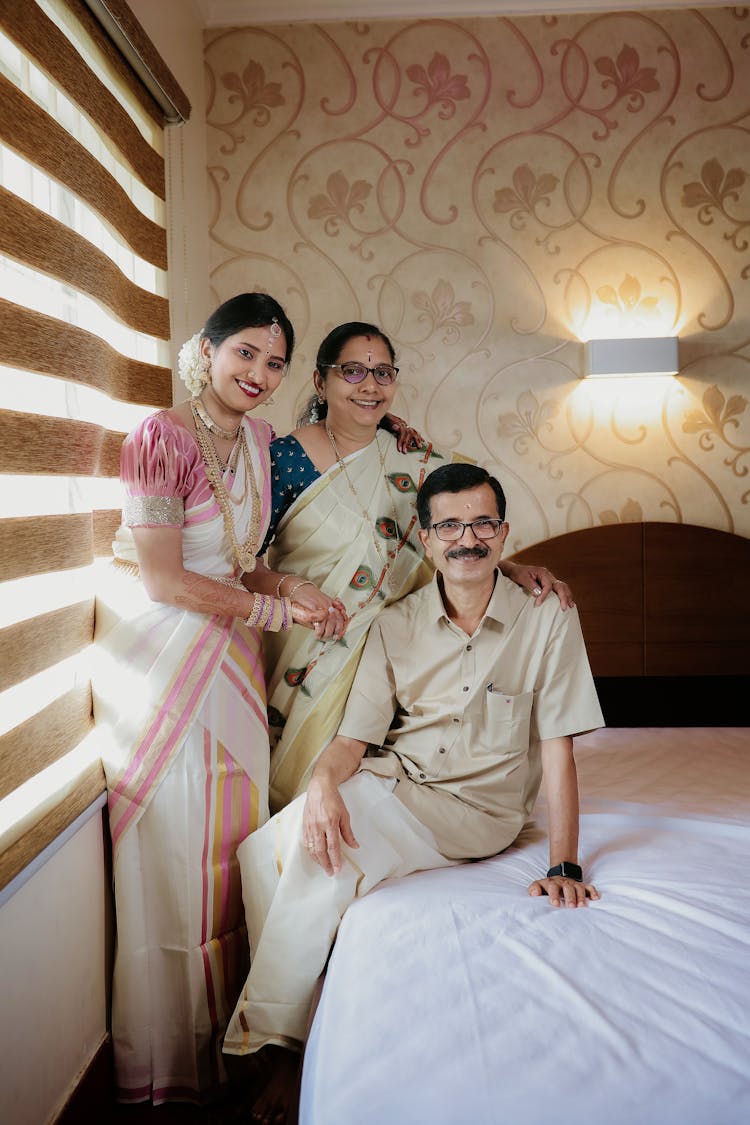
[546,861,583,882]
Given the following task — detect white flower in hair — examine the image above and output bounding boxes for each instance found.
[178,332,206,396]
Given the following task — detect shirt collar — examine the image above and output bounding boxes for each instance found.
[428,568,528,629]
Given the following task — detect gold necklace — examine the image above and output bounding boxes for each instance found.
[191,402,261,572]
[325,427,406,599]
[224,439,248,505]
[192,395,240,441]
[193,404,247,498]
[293,429,420,686]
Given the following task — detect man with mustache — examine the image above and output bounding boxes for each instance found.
[224,463,603,1115]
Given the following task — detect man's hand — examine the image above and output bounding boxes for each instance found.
[302,776,359,875]
[528,875,599,907]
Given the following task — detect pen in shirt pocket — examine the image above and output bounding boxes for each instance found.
[486,683,511,699]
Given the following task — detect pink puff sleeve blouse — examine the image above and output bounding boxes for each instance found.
[120,412,199,528]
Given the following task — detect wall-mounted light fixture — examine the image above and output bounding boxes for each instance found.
[584,336,679,378]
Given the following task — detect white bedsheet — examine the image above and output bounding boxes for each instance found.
[300,728,750,1125]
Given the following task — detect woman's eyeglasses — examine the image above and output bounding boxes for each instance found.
[324,362,399,386]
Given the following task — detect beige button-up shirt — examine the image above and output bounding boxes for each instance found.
[339,571,604,860]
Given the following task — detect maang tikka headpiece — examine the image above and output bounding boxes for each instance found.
[266,316,282,355]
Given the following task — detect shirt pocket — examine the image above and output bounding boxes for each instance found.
[484,688,534,755]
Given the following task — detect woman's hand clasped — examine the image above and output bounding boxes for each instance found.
[290,582,349,641]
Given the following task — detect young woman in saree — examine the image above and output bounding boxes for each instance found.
[244,322,573,814]
[93,293,347,1106]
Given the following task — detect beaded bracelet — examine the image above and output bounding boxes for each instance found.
[287,578,315,600]
[275,573,295,598]
[274,574,316,600]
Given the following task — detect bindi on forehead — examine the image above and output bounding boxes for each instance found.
[432,485,499,521]
[364,334,373,364]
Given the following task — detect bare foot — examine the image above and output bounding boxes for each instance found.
[250,1046,301,1125]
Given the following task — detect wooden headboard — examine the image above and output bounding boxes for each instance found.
[510,522,750,725]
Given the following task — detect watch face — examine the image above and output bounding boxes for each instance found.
[560,862,583,881]
[548,862,583,881]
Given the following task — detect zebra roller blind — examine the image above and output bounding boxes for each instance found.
[0,0,189,889]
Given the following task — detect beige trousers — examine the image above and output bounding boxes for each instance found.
[223,771,456,1055]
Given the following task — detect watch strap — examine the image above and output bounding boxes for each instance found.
[546,861,583,882]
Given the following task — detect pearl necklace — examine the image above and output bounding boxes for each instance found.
[192,395,240,440]
[191,401,260,572]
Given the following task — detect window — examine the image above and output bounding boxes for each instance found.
[0,0,189,889]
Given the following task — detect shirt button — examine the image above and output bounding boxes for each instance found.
[419,772,426,779]
[462,685,469,692]
[453,717,460,724]
[439,747,446,754]
[466,644,472,651]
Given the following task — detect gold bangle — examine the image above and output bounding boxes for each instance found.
[244,594,265,628]
[275,573,296,598]
[287,578,315,600]
[257,596,292,632]
[280,596,293,631]
[259,596,274,630]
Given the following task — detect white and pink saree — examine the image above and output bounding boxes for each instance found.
[93,411,274,1104]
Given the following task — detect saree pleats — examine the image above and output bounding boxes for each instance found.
[108,626,268,1102]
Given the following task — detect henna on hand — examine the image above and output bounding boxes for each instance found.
[174,570,252,619]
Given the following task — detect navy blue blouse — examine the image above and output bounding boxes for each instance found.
[260,434,320,555]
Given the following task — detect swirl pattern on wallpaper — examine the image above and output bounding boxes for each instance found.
[205,8,750,547]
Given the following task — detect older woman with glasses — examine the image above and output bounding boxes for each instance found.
[230,321,572,821]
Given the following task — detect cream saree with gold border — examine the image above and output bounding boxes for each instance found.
[265,433,451,809]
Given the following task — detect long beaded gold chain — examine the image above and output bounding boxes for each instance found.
[325,427,405,592]
[191,401,261,572]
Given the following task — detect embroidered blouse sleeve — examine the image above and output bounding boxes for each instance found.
[120,413,197,528]
[258,435,320,554]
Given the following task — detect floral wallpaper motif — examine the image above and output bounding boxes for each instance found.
[204,7,750,548]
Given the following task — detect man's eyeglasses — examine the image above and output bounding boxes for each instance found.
[324,362,399,386]
[429,518,504,542]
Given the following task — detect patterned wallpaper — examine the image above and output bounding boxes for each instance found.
[204,7,750,550]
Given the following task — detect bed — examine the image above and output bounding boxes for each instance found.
[298,524,750,1125]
